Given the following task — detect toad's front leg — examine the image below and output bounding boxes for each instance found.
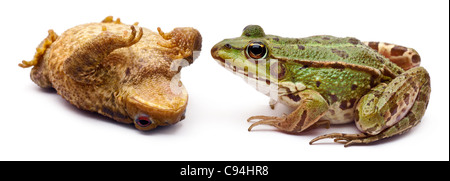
[248,89,330,133]
[63,25,143,84]
[310,67,431,147]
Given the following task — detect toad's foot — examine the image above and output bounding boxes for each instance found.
[19,29,58,68]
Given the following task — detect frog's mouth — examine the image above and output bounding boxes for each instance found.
[210,45,226,64]
[212,43,282,100]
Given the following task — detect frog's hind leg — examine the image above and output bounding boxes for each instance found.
[363,41,421,71]
[310,67,431,147]
[19,29,58,88]
[310,88,428,147]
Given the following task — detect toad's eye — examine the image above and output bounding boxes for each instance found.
[135,115,153,127]
[246,42,267,59]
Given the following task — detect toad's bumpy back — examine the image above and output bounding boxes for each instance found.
[19,16,202,131]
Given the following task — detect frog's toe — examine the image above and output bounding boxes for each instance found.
[247,115,285,131]
[309,133,369,147]
[247,115,278,122]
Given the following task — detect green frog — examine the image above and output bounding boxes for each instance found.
[211,25,430,146]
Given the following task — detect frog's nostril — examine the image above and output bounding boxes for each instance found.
[211,46,218,55]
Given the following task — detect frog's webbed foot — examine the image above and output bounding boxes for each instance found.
[248,115,331,133]
[309,133,371,147]
[309,122,416,147]
[19,29,58,68]
[247,115,286,131]
[248,90,329,133]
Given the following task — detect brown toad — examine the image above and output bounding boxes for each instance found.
[19,16,202,131]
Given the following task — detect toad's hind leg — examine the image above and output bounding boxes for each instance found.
[63,25,143,84]
[19,29,59,88]
[363,41,421,71]
[310,67,431,147]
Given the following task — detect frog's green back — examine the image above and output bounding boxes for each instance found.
[266,35,386,70]
[265,36,382,102]
[211,25,406,102]
[239,25,404,77]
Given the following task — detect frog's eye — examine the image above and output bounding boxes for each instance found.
[246,42,267,60]
[135,114,153,127]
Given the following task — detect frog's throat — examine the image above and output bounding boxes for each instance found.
[216,59,280,100]
[218,59,275,84]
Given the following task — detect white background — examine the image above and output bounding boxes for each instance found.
[0,0,448,161]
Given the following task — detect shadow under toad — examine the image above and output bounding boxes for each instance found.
[35,86,183,135]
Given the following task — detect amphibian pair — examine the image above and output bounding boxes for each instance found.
[20,17,430,146]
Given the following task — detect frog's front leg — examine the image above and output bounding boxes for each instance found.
[63,25,143,84]
[310,67,431,147]
[248,89,329,133]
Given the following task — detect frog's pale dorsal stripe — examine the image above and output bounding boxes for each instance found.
[272,56,398,79]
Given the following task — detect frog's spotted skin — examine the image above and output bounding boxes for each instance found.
[363,41,421,71]
[211,25,430,146]
[20,17,202,131]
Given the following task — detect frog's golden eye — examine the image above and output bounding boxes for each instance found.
[246,42,267,59]
[135,114,153,127]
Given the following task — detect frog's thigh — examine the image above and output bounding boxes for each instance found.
[310,67,430,146]
[355,67,430,135]
[363,41,421,70]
